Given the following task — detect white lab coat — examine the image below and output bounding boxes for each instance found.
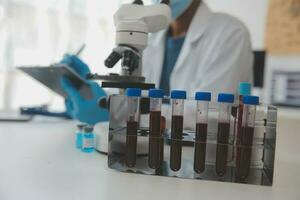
[142,3,253,129]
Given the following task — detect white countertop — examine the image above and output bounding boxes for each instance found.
[0,115,299,200]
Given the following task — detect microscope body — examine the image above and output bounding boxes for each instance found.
[89,2,171,90]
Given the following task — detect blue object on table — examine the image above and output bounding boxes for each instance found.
[81,126,95,153]
[60,55,109,125]
[20,106,72,119]
[76,124,86,149]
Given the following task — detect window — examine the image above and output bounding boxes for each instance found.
[0,0,128,111]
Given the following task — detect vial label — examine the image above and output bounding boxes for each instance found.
[82,137,94,149]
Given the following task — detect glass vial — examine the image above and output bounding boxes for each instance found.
[170,90,186,172]
[236,96,259,182]
[125,88,142,168]
[216,93,234,176]
[148,89,164,169]
[194,92,211,173]
[235,83,251,165]
[76,124,86,149]
[81,126,95,153]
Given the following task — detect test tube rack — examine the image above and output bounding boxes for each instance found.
[107,95,277,186]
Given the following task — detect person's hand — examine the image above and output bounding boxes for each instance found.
[61,78,109,125]
[59,55,109,125]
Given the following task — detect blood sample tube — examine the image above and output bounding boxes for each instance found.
[236,95,259,181]
[216,93,234,176]
[125,88,141,168]
[170,90,186,171]
[235,83,251,165]
[148,89,164,169]
[194,92,211,173]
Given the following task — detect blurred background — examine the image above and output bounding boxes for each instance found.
[0,0,299,112]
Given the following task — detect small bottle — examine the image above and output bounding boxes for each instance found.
[148,89,164,169]
[194,92,211,173]
[81,126,95,153]
[216,93,234,176]
[125,88,142,168]
[170,90,186,172]
[236,95,259,182]
[76,124,86,149]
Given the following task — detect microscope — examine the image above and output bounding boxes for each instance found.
[88,0,171,90]
[91,0,171,153]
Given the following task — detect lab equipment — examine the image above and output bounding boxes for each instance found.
[81,126,95,153]
[216,93,234,176]
[235,96,259,182]
[19,65,93,99]
[194,92,211,174]
[235,82,251,176]
[88,0,171,91]
[170,90,186,171]
[107,93,277,186]
[148,89,164,169]
[125,88,142,167]
[76,124,86,149]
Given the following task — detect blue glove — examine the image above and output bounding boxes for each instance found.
[60,54,90,78]
[60,55,109,125]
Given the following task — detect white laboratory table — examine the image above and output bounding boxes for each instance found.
[0,112,300,200]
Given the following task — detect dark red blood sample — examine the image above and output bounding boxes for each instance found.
[159,116,166,165]
[170,115,183,171]
[150,111,161,137]
[236,95,244,166]
[236,127,254,182]
[126,121,138,167]
[216,122,230,176]
[149,111,162,169]
[194,123,208,173]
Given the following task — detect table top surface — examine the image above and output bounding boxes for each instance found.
[0,114,299,200]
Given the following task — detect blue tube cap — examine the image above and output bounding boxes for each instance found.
[149,89,164,98]
[239,82,251,96]
[171,90,187,99]
[218,93,235,103]
[243,95,259,105]
[125,88,142,97]
[195,92,211,101]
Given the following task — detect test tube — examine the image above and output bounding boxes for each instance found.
[125,88,141,168]
[235,83,251,165]
[148,89,164,169]
[170,90,186,171]
[216,93,234,176]
[236,96,259,181]
[194,92,211,173]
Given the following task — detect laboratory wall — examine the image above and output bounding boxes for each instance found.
[205,0,300,105]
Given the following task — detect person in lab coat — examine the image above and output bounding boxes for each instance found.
[61,0,253,125]
[144,0,253,97]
